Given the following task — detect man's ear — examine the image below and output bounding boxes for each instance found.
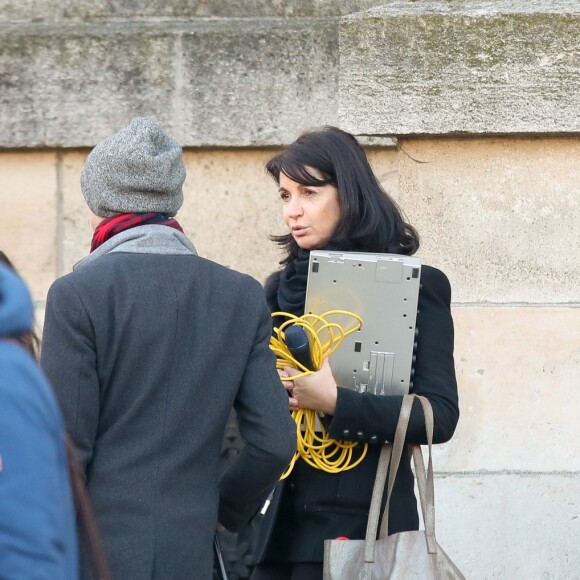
[86,205,105,232]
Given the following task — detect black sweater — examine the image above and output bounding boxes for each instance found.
[252,264,459,563]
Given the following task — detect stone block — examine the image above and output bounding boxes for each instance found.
[178,149,284,284]
[340,1,580,135]
[396,138,580,303]
[0,22,179,148]
[177,19,338,146]
[434,474,579,579]
[0,152,58,302]
[0,0,384,20]
[366,148,400,201]
[60,151,92,275]
[434,306,580,472]
[0,19,337,147]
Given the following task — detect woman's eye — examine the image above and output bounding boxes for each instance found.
[304,189,317,196]
[280,192,290,202]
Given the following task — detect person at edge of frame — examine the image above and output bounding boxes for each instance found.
[247,126,459,580]
[0,257,79,579]
[40,117,297,580]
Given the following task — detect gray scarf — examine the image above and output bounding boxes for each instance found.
[74,225,197,271]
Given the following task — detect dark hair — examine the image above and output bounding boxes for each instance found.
[266,127,419,264]
[0,250,41,358]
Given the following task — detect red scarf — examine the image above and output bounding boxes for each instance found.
[91,213,184,252]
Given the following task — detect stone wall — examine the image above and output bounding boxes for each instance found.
[1,1,578,578]
[340,1,580,135]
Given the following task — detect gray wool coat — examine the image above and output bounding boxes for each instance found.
[41,226,296,580]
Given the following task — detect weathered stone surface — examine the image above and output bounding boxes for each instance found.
[397,138,580,303]
[436,306,580,472]
[366,147,400,200]
[0,152,58,302]
[179,149,285,283]
[0,19,337,147]
[435,474,579,579]
[60,151,92,275]
[178,19,337,146]
[0,0,383,20]
[340,0,580,135]
[2,2,578,147]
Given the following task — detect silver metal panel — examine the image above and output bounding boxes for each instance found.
[305,251,421,396]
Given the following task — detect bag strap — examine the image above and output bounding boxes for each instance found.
[363,394,440,563]
[417,396,437,553]
[381,395,415,537]
[379,395,437,554]
[402,396,438,554]
[363,394,414,563]
[362,446,392,563]
[65,436,112,580]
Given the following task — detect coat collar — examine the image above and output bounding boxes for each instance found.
[74,225,197,271]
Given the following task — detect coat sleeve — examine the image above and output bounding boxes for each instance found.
[0,349,78,579]
[41,277,100,473]
[218,291,297,532]
[327,266,459,445]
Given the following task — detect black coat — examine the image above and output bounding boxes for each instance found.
[251,265,459,563]
[41,246,296,579]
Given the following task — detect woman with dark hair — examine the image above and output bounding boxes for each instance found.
[250,127,459,580]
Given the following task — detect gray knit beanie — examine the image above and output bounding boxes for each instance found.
[81,117,185,217]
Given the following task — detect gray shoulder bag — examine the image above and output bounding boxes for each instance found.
[323,394,465,580]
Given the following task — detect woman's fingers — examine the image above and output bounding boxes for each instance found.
[283,365,301,378]
[279,368,300,408]
[278,369,293,390]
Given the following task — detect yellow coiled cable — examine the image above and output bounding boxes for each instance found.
[270,310,368,478]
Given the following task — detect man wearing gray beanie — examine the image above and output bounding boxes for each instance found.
[41,118,296,580]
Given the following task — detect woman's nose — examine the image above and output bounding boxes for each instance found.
[286,197,304,219]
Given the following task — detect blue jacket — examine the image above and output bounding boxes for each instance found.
[0,264,78,579]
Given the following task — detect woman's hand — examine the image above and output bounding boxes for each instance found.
[278,368,299,410]
[281,358,338,415]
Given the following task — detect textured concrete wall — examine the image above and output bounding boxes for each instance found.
[1,1,578,147]
[340,1,580,136]
[436,474,579,578]
[397,137,580,578]
[0,0,384,19]
[397,138,580,303]
[0,18,338,147]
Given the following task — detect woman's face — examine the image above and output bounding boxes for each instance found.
[279,171,341,250]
